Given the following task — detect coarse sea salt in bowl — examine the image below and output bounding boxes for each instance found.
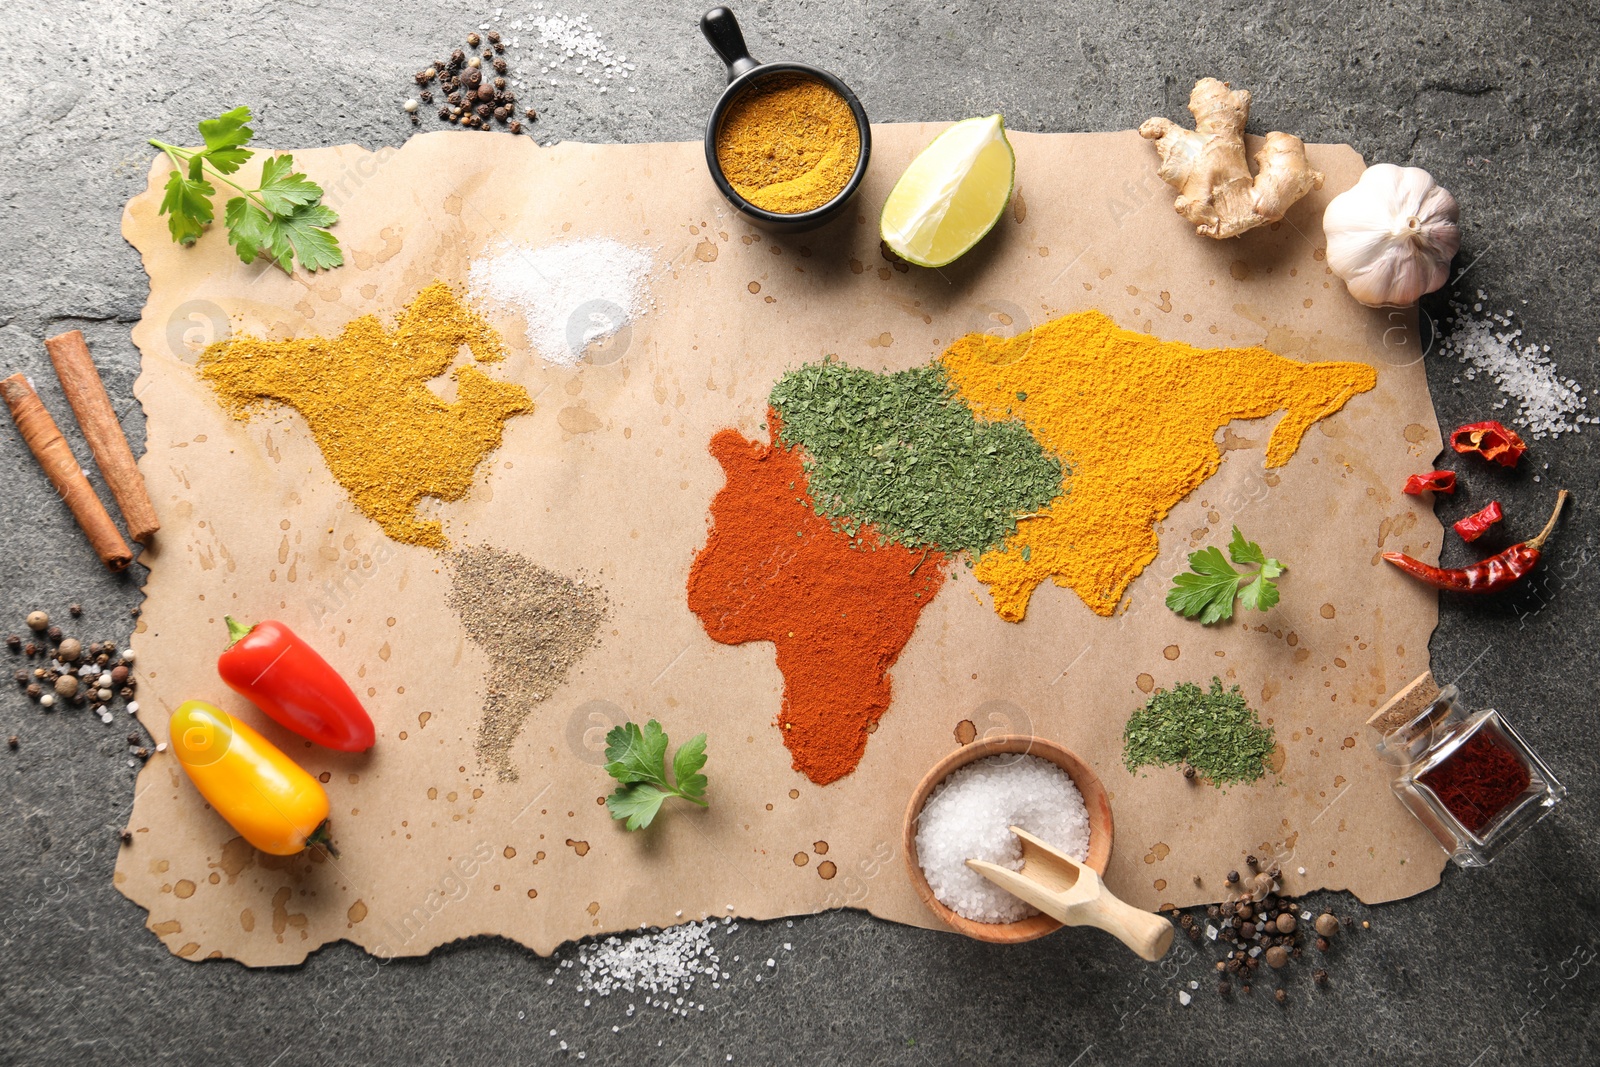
[902,735,1114,944]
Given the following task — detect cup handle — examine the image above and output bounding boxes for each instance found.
[700,7,760,83]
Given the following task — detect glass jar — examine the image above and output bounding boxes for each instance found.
[1369,673,1564,868]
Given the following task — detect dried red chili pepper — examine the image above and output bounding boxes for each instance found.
[1450,421,1527,468]
[1384,490,1568,593]
[1403,470,1457,496]
[1453,501,1503,543]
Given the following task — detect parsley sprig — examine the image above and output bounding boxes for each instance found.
[149,106,342,274]
[1166,526,1285,624]
[603,720,709,831]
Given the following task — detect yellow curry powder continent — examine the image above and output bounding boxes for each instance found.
[198,282,532,550]
[942,310,1377,620]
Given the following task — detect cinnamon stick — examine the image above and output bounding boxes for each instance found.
[45,330,159,542]
[0,373,134,571]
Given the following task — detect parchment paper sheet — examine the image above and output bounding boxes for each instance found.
[116,126,1447,965]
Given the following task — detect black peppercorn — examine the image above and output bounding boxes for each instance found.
[1316,936,1330,951]
[494,76,506,89]
[1313,968,1329,986]
[509,121,523,134]
[68,603,82,616]
[1225,870,1239,884]
[525,107,537,120]
[13,670,25,684]
[1241,984,1251,994]
[135,747,150,760]
[493,106,508,121]
[450,49,465,67]
[26,683,41,698]
[119,829,132,845]
[119,686,135,700]
[46,625,62,642]
[476,103,491,119]
[127,733,140,745]
[1246,855,1258,869]
[494,42,505,54]
[1275,989,1287,1004]
[1217,980,1229,995]
[420,90,433,103]
[6,634,19,651]
[448,91,462,105]
[438,107,451,120]
[7,735,16,749]
[1179,913,1194,927]
[24,642,37,657]
[493,58,507,74]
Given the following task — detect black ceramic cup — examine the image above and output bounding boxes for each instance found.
[700,6,872,233]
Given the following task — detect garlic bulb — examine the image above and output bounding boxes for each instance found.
[1322,164,1460,307]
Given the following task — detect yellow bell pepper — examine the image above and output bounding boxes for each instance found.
[169,699,333,856]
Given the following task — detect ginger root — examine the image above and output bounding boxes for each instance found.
[1139,78,1324,239]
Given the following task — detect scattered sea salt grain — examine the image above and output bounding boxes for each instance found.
[469,238,653,366]
[1178,991,1192,1006]
[567,919,725,1010]
[1442,291,1591,439]
[914,754,1091,924]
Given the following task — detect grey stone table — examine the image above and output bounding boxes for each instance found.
[2,2,1596,1064]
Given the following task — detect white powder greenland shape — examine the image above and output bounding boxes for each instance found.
[914,753,1090,924]
[469,238,653,366]
[1442,290,1591,440]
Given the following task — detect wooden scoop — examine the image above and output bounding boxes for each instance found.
[967,826,1174,961]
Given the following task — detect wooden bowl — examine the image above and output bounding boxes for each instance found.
[902,735,1114,944]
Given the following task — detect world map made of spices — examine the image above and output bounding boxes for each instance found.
[688,310,1376,785]
[194,284,1376,787]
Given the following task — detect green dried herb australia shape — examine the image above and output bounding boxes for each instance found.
[768,360,1064,556]
[1122,678,1277,789]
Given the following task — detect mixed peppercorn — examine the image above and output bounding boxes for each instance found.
[404,30,538,134]
[1169,857,1364,1005]
[8,605,156,779]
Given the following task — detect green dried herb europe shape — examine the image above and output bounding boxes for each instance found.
[768,360,1065,556]
[1122,678,1277,789]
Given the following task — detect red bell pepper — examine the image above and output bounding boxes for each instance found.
[217,617,375,752]
[1402,470,1457,496]
[1450,421,1526,468]
[1453,501,1503,544]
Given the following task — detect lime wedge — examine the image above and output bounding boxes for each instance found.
[880,115,1015,268]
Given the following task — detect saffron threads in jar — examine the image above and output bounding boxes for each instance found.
[1418,730,1531,835]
